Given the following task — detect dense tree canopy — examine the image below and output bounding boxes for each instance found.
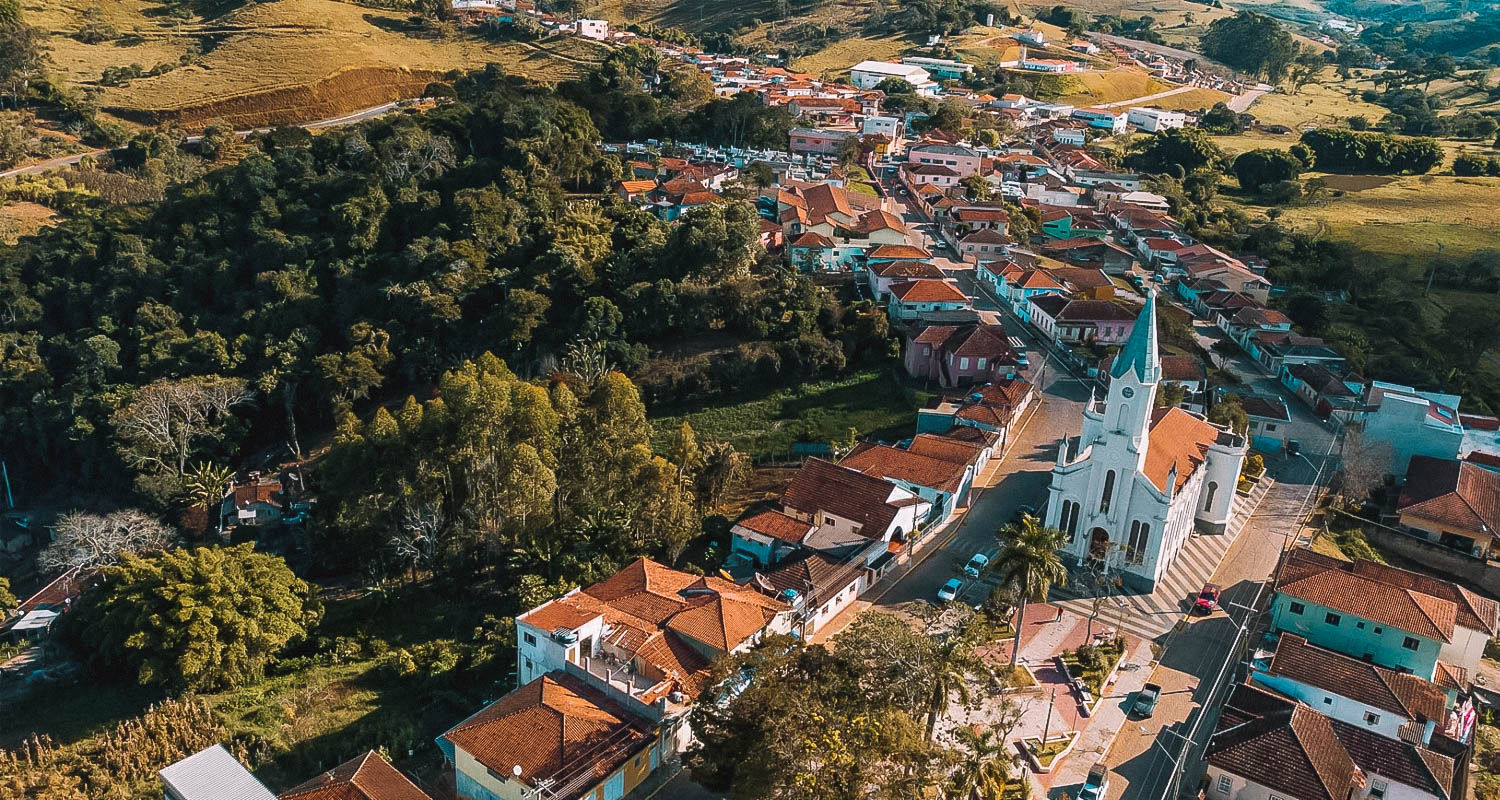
[64,543,321,690]
[1125,127,1225,175]
[1233,149,1306,194]
[1298,128,1444,174]
[1200,11,1298,81]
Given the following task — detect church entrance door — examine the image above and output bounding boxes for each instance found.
[1088,528,1109,569]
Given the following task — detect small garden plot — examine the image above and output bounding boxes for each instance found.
[1062,637,1127,697]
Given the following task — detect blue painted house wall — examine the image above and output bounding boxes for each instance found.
[1269,593,1441,676]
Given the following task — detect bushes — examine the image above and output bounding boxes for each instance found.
[1455,154,1500,177]
[1298,128,1444,175]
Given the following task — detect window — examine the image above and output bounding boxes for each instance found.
[1402,636,1420,651]
[1203,481,1218,512]
[1126,521,1149,565]
[1323,697,1333,705]
[978,358,987,369]
[1061,500,1081,541]
[1356,621,1365,629]
[1216,775,1232,794]
[1264,423,1277,432]
[1370,780,1388,800]
[1363,711,1381,725]
[523,632,537,646]
[1374,627,1382,634]
[960,357,970,370]
[825,516,836,526]
[1325,612,1341,626]
[635,756,643,767]
[1100,470,1116,514]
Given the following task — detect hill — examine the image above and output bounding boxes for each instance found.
[30,0,607,128]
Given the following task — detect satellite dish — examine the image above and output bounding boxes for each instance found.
[513,765,523,778]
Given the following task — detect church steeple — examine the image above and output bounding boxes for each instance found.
[1111,288,1161,385]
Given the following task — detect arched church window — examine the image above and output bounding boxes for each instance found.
[1100,470,1116,514]
[1204,481,1218,512]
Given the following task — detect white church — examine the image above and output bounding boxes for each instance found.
[1045,291,1247,593]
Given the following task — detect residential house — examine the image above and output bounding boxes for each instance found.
[755,549,869,637]
[903,162,962,189]
[788,127,857,155]
[951,206,1011,235]
[439,672,666,800]
[161,745,277,800]
[1027,295,1137,346]
[1126,107,1186,132]
[1114,191,1171,212]
[1072,108,1127,134]
[904,323,1020,388]
[841,441,975,520]
[1397,455,1500,558]
[867,244,934,264]
[1050,266,1116,299]
[1280,363,1364,422]
[1363,383,1465,479]
[1,566,84,642]
[868,260,945,300]
[1270,547,1500,682]
[731,509,815,570]
[915,380,1036,454]
[1071,170,1146,191]
[616,179,657,203]
[958,228,1014,262]
[280,751,433,800]
[1219,391,1292,454]
[985,264,1067,320]
[1205,683,1458,800]
[781,457,932,557]
[1183,256,1272,303]
[577,18,608,39]
[1251,334,1347,377]
[1040,238,1137,274]
[221,473,285,529]
[887,279,970,321]
[908,143,984,178]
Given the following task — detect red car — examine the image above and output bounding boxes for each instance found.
[1196,583,1221,614]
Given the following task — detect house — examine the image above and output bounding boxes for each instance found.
[1251,334,1347,377]
[915,380,1036,454]
[788,127,857,155]
[161,745,277,800]
[576,18,608,39]
[280,751,433,800]
[1022,57,1079,73]
[439,672,666,800]
[615,179,657,203]
[1040,238,1138,274]
[1072,170,1146,191]
[221,473,285,529]
[867,244,933,263]
[987,265,1068,320]
[1270,547,1500,681]
[1127,107,1187,132]
[958,228,1013,262]
[951,206,1011,235]
[908,143,984,178]
[1050,266,1116,299]
[1397,455,1500,558]
[1363,383,1465,479]
[1046,294,1248,591]
[868,259,945,300]
[1250,633,1451,746]
[1218,391,1292,454]
[1,565,84,642]
[1115,191,1171,213]
[849,60,936,93]
[755,549,869,636]
[903,162,962,188]
[841,441,975,520]
[1027,295,1137,346]
[887,279,970,321]
[1072,108,1127,134]
[1280,363,1364,422]
[513,558,792,732]
[731,509,815,570]
[904,323,1020,388]
[1206,683,1458,800]
[781,457,932,557]
[901,56,974,79]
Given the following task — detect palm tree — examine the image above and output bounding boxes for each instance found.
[924,639,978,741]
[183,461,234,535]
[949,726,1011,800]
[992,514,1069,669]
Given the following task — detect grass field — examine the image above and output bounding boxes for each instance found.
[648,368,923,458]
[1269,174,1500,262]
[28,0,605,126]
[1050,69,1179,106]
[0,201,57,244]
[1147,86,1233,111]
[792,33,914,77]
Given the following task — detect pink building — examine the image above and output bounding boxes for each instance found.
[907,143,984,178]
[905,323,1020,388]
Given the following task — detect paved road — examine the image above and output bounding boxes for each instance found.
[1226,84,1274,114]
[0,101,405,179]
[1099,85,1197,110]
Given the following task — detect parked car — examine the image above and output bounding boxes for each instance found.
[937,578,963,603]
[1287,440,1301,457]
[964,553,990,578]
[1132,683,1161,717]
[1079,762,1110,800]
[1195,583,1221,614]
[1016,352,1031,368]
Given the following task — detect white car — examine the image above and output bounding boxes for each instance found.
[937,578,963,603]
[964,553,989,578]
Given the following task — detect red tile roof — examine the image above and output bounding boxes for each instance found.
[871,260,944,278]
[959,228,1011,245]
[1398,455,1500,538]
[841,442,969,494]
[868,244,933,259]
[280,751,432,800]
[1265,634,1446,722]
[906,434,985,464]
[441,673,655,795]
[889,280,968,303]
[1275,549,1461,642]
[791,231,835,248]
[734,510,814,544]
[781,458,904,537]
[1143,407,1223,493]
[1207,684,1356,800]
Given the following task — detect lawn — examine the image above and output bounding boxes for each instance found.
[1271,174,1500,263]
[1245,71,1390,130]
[33,0,604,126]
[1051,70,1178,107]
[648,369,924,459]
[1061,637,1126,696]
[792,33,914,77]
[1148,87,1233,112]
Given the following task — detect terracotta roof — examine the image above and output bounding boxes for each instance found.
[948,380,1031,428]
[1160,355,1205,384]
[1433,661,1468,691]
[889,280,968,303]
[841,442,969,494]
[734,509,814,544]
[678,191,723,206]
[868,244,932,259]
[617,180,657,195]
[1056,299,1136,322]
[945,325,1017,359]
[871,260,944,278]
[1050,267,1112,291]
[1398,455,1500,538]
[1275,549,1460,642]
[758,549,865,603]
[781,458,904,537]
[906,433,984,464]
[660,176,707,195]
[1143,407,1223,493]
[234,481,282,509]
[953,207,1010,223]
[791,231,835,248]
[856,209,908,234]
[960,228,1011,245]
[280,751,432,800]
[939,425,1002,448]
[1328,719,1453,799]
[665,590,783,652]
[1011,269,1066,291]
[1207,684,1356,800]
[1265,634,1446,722]
[908,163,961,176]
[1345,556,1498,635]
[441,673,655,794]
[1464,451,1500,469]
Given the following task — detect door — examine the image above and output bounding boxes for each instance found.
[604,771,626,800]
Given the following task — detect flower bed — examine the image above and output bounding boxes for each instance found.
[1061,637,1127,697]
[1021,732,1079,773]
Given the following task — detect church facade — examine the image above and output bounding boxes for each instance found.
[1044,292,1247,593]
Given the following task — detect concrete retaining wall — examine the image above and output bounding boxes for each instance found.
[1362,525,1500,597]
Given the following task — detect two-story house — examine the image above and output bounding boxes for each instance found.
[903,323,1020,389]
[868,260,945,300]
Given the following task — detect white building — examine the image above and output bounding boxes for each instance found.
[1072,107,1128,134]
[862,115,902,139]
[1045,292,1246,592]
[850,61,937,94]
[1127,107,1187,132]
[1362,381,1464,478]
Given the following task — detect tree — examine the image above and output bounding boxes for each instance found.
[991,515,1068,669]
[949,726,1010,800]
[0,577,15,617]
[64,543,321,690]
[1443,299,1500,370]
[1208,397,1249,435]
[1200,11,1297,81]
[111,376,253,479]
[40,509,174,572]
[1125,127,1224,175]
[695,440,748,510]
[1337,426,1392,508]
[1156,382,1188,409]
[961,174,993,202]
[1233,148,1305,194]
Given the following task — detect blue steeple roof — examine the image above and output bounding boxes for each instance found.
[1110,288,1160,383]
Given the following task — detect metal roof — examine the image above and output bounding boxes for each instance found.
[160,745,277,800]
